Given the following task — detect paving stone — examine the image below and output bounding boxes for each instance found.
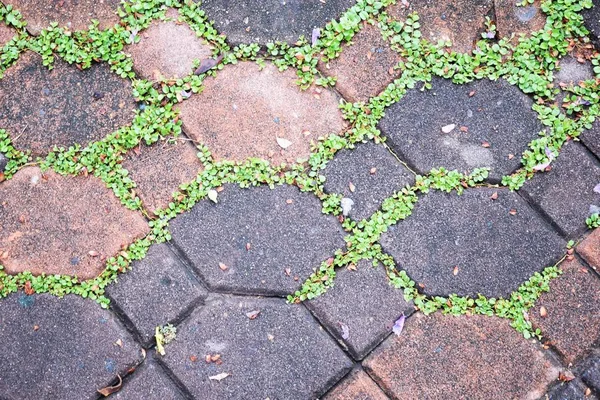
[125,18,213,80]
[4,0,121,35]
[522,141,600,237]
[578,228,600,272]
[0,293,142,400]
[307,260,413,360]
[199,0,355,46]
[318,24,402,103]
[111,353,186,399]
[581,120,600,160]
[324,368,389,400]
[0,153,7,173]
[122,138,202,214]
[378,77,544,181]
[169,184,346,295]
[494,0,547,40]
[322,141,414,222]
[0,24,16,47]
[0,51,136,156]
[582,354,600,393]
[545,380,598,400]
[530,258,600,364]
[0,167,149,279]
[555,56,595,85]
[106,243,207,345]
[583,2,600,48]
[178,61,347,165]
[379,188,565,297]
[363,313,559,400]
[162,295,353,400]
[388,0,493,53]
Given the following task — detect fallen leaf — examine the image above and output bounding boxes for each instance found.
[24,281,35,296]
[559,371,575,382]
[155,327,166,356]
[219,262,229,271]
[348,182,356,193]
[246,310,261,320]
[441,124,456,133]
[190,355,198,362]
[370,167,377,174]
[453,266,459,276]
[33,325,39,331]
[284,268,291,276]
[194,55,224,75]
[114,339,123,348]
[469,90,476,97]
[490,192,498,200]
[509,209,517,216]
[393,315,406,336]
[276,137,292,149]
[208,189,218,203]
[540,306,547,317]
[97,375,122,397]
[508,153,515,160]
[209,372,230,382]
[339,322,350,340]
[347,264,357,271]
[341,198,354,217]
[481,141,490,148]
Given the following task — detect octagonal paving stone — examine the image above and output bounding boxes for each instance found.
[494,0,547,40]
[522,141,600,238]
[318,23,402,103]
[169,184,346,295]
[583,2,600,48]
[4,0,121,35]
[322,141,414,222]
[124,17,213,80]
[198,0,355,46]
[177,61,347,165]
[0,167,149,279]
[307,260,413,360]
[387,0,493,54]
[0,293,143,400]
[161,294,353,400]
[530,258,600,364]
[363,313,559,400]
[0,51,137,156]
[324,368,389,400]
[106,243,207,346]
[379,188,565,298]
[378,77,545,181]
[121,138,203,214]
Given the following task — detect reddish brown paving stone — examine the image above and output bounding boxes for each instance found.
[530,258,600,364]
[124,18,213,80]
[4,0,121,35]
[363,313,559,400]
[494,0,546,40]
[122,138,202,214]
[319,23,402,103]
[0,51,136,156]
[0,24,16,48]
[325,369,389,400]
[177,61,347,165]
[0,167,149,279]
[387,0,493,54]
[578,229,600,272]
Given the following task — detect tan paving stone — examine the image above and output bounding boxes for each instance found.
[325,369,389,400]
[0,24,16,48]
[122,138,202,214]
[4,0,121,35]
[177,61,347,165]
[530,258,600,364]
[125,17,213,80]
[495,0,546,40]
[319,24,402,103]
[387,0,493,53]
[364,313,559,400]
[0,167,149,279]
[578,229,600,272]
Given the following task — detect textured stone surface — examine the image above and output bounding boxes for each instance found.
[581,120,600,160]
[106,243,207,345]
[364,313,558,400]
[494,0,546,40]
[0,153,7,173]
[111,353,186,399]
[582,354,600,393]
[319,24,401,102]
[530,259,600,364]
[583,2,600,48]
[0,167,149,279]
[325,369,389,400]
[545,380,598,400]
[322,142,414,222]
[380,188,565,297]
[578,228,600,271]
[169,184,346,295]
[4,0,121,35]
[125,18,213,80]
[162,295,353,399]
[199,0,355,45]
[178,62,346,165]
[522,141,600,237]
[554,56,595,85]
[0,51,136,156]
[0,293,142,400]
[378,77,543,181]
[0,24,16,47]
[122,138,202,213]
[308,260,412,360]
[388,0,493,53]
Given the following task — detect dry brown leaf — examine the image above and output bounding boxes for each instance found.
[490,192,498,200]
[246,310,261,320]
[218,262,229,271]
[97,375,123,397]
